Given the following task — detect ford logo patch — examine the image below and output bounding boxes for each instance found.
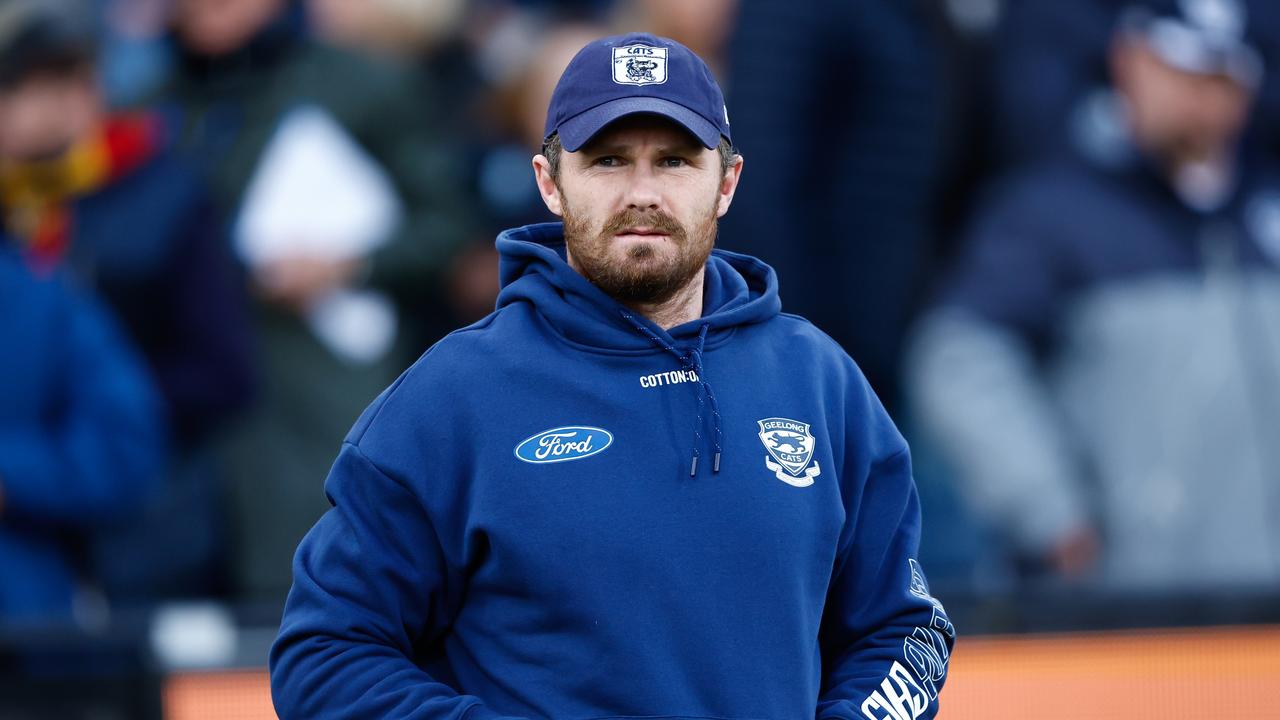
[514,426,613,464]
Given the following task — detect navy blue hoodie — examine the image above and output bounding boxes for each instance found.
[270,223,953,720]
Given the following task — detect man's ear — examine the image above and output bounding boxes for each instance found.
[716,154,745,218]
[532,155,564,217]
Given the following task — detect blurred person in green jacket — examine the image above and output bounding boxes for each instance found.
[159,0,475,603]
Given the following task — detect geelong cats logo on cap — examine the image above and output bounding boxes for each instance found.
[757,417,821,487]
[612,44,668,86]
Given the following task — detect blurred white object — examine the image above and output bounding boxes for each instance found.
[235,104,403,364]
[309,290,399,365]
[236,104,400,264]
[150,603,238,670]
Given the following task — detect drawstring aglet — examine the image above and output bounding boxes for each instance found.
[713,452,721,473]
[690,455,699,477]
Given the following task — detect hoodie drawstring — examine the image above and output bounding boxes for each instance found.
[619,310,724,476]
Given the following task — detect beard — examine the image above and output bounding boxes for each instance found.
[562,193,719,306]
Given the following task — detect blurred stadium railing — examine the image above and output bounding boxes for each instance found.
[3,591,1279,719]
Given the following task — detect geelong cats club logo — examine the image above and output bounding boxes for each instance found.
[612,44,668,86]
[757,417,821,487]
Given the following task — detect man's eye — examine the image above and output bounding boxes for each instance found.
[595,156,622,167]
[660,157,687,167]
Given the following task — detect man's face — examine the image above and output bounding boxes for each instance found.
[0,69,100,162]
[533,115,742,305]
[174,0,285,57]
[1112,38,1253,162]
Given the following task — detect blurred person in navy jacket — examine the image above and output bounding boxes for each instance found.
[909,0,1280,589]
[0,0,254,602]
[0,246,164,621]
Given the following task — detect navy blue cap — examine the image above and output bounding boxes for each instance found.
[543,32,731,152]
[1121,0,1263,87]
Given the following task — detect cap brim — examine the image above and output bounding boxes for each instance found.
[1143,17,1262,87]
[556,96,722,152]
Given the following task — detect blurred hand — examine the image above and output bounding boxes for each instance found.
[254,256,364,313]
[1049,527,1100,579]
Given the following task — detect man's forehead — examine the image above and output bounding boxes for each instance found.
[575,114,708,153]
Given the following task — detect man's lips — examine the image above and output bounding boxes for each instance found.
[615,227,670,237]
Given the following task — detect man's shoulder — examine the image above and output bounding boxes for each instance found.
[757,311,868,384]
[345,305,530,445]
[769,311,853,357]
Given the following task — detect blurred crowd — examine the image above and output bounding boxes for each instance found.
[2,0,1280,639]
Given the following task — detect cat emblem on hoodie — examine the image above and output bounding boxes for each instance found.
[757,417,821,487]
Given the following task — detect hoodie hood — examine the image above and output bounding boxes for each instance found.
[495,222,781,353]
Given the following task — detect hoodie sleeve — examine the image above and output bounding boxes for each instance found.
[269,441,522,720]
[815,388,955,720]
[0,277,164,525]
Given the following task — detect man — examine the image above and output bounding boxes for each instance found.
[272,33,953,720]
[909,0,1280,588]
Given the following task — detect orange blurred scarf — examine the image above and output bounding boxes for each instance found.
[0,113,161,270]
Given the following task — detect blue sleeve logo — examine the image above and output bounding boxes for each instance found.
[514,426,614,464]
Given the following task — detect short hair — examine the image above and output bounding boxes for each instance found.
[541,132,739,181]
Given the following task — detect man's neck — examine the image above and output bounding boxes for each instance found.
[626,271,705,330]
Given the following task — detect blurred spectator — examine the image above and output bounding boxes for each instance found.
[159,0,474,602]
[992,0,1280,168]
[718,0,945,407]
[0,245,164,622]
[909,0,1280,590]
[0,0,254,603]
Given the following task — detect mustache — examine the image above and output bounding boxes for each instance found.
[600,208,685,238]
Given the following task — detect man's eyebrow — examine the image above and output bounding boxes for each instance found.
[657,141,704,155]
[578,139,704,156]
[576,142,626,157]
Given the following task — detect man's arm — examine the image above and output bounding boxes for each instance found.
[816,442,955,720]
[269,442,521,720]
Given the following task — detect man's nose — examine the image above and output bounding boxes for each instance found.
[624,164,663,210]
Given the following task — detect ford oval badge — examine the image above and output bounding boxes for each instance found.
[515,426,613,464]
